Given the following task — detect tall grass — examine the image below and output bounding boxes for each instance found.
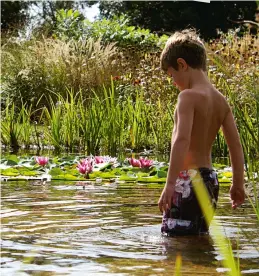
[1,98,22,150]
[78,90,105,154]
[1,37,122,108]
[43,95,63,151]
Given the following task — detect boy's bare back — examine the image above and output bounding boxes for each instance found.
[175,85,229,171]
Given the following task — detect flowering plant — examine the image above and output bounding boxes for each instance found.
[94,156,117,165]
[128,157,153,168]
[139,157,153,168]
[35,156,49,167]
[77,158,93,178]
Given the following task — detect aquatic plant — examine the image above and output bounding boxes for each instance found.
[95,156,105,164]
[35,156,49,167]
[139,157,153,168]
[77,158,93,178]
[128,158,141,168]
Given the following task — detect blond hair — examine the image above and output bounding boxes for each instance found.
[160,29,207,72]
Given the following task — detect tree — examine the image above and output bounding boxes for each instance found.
[1,1,31,32]
[1,1,80,35]
[95,1,257,39]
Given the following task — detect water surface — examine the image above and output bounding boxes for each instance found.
[1,181,259,275]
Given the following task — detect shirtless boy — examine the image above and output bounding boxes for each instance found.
[158,29,245,235]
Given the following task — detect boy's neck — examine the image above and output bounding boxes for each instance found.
[180,69,210,91]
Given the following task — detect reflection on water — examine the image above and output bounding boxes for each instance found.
[1,181,259,275]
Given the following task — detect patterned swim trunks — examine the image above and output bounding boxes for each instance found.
[161,167,219,235]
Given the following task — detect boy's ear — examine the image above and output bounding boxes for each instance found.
[177,58,188,71]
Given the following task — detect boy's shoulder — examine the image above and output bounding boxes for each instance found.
[178,88,228,103]
[177,89,206,103]
[177,88,230,113]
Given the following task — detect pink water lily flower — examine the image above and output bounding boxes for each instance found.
[77,163,93,175]
[79,158,93,166]
[77,159,93,177]
[139,157,153,168]
[128,158,141,168]
[35,156,49,167]
[94,156,105,164]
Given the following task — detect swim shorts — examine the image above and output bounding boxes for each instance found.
[161,167,219,235]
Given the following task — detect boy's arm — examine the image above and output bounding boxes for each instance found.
[222,107,245,208]
[158,90,194,212]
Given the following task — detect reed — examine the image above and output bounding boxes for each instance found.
[43,94,63,151]
[1,98,22,150]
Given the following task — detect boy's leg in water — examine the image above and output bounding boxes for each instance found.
[161,168,219,235]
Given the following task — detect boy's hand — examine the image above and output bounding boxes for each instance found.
[230,184,245,209]
[158,184,175,213]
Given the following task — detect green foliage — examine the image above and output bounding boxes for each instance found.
[54,9,85,40]
[53,11,167,50]
[1,16,258,162]
[98,1,258,39]
[1,99,22,150]
[1,37,120,108]
[1,1,30,31]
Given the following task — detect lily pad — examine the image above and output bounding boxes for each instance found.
[138,176,166,183]
[49,168,64,176]
[157,170,168,178]
[222,172,232,178]
[218,177,231,183]
[18,168,38,176]
[119,175,138,182]
[52,174,83,181]
[213,163,227,169]
[5,155,19,166]
[137,172,150,178]
[0,168,20,176]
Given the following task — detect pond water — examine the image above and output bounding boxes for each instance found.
[1,180,259,275]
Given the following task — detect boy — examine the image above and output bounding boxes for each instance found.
[158,29,245,235]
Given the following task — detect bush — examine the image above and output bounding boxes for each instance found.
[53,10,168,51]
[1,37,122,108]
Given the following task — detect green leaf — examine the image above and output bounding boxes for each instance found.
[212,163,227,169]
[137,172,149,178]
[66,169,80,175]
[0,168,20,176]
[20,171,38,176]
[138,176,166,183]
[18,167,39,176]
[89,171,101,179]
[149,170,157,176]
[159,166,168,171]
[119,175,138,182]
[99,163,113,171]
[6,155,19,163]
[5,155,19,165]
[157,170,167,178]
[49,168,64,176]
[218,177,231,183]
[222,172,232,178]
[99,172,116,179]
[52,174,83,181]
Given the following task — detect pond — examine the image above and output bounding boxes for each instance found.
[1,180,259,275]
